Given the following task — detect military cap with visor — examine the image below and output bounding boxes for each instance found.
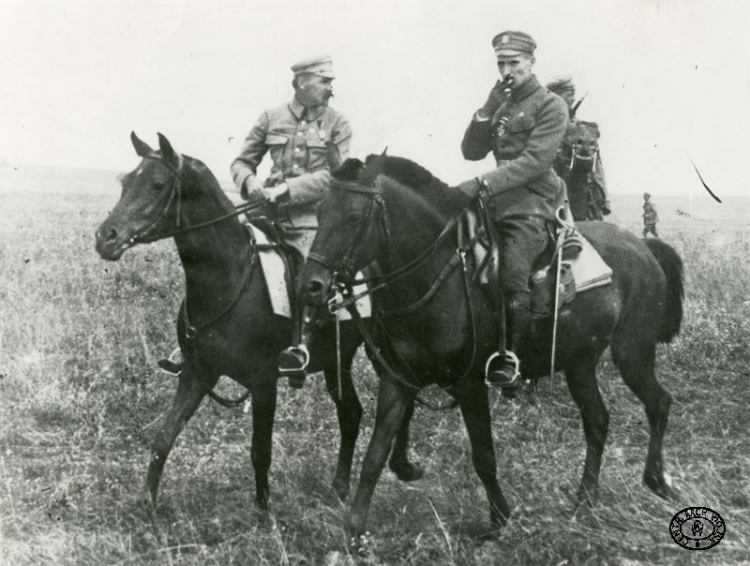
[492,31,536,57]
[291,55,335,78]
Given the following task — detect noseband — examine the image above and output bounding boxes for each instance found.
[306,177,470,307]
[561,141,600,173]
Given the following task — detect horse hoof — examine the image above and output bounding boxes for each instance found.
[574,486,599,508]
[329,480,350,503]
[347,531,374,557]
[256,497,270,511]
[389,460,425,482]
[137,487,157,509]
[644,475,675,500]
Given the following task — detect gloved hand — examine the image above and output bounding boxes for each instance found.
[478,80,508,119]
[457,178,482,198]
[240,176,265,201]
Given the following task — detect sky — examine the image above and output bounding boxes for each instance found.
[1,0,749,196]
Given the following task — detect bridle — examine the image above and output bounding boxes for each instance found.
[559,138,600,175]
[307,180,388,282]
[119,152,271,408]
[129,153,267,245]
[307,178,469,316]
[306,174,481,404]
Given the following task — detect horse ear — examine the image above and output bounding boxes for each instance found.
[157,133,180,168]
[381,146,388,156]
[131,131,153,157]
[332,158,365,182]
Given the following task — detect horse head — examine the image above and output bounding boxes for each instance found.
[302,157,388,305]
[301,154,460,308]
[556,120,601,176]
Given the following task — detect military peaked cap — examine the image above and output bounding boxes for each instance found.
[546,74,575,93]
[492,31,536,57]
[291,55,335,78]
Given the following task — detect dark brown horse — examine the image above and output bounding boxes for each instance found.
[94,133,422,510]
[554,120,607,220]
[299,154,684,535]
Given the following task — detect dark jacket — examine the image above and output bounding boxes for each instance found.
[461,75,569,220]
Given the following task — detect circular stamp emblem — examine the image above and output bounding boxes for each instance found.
[669,507,725,550]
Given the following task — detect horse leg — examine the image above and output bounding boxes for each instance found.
[388,399,424,482]
[323,359,363,501]
[142,364,209,506]
[346,378,409,536]
[458,380,509,529]
[564,356,610,505]
[250,376,278,510]
[611,341,673,498]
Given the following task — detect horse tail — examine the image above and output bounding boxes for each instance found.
[643,238,684,342]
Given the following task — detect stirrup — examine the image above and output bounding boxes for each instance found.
[484,350,520,388]
[278,344,310,389]
[278,344,310,373]
[157,348,183,376]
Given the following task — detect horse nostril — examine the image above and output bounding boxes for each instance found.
[306,279,325,298]
[105,228,118,242]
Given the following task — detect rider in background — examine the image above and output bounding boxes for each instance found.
[458,31,569,389]
[546,75,612,216]
[231,55,352,383]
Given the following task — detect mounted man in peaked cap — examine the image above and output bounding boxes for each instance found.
[458,30,570,389]
[158,55,352,383]
[230,55,353,382]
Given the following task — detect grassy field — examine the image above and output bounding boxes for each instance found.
[1,166,749,565]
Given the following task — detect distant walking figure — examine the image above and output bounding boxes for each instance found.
[643,192,659,237]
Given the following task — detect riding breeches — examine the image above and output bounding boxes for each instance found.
[494,217,550,292]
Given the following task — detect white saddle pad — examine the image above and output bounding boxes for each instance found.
[250,225,371,320]
[567,236,613,292]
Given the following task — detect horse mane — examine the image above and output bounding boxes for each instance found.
[364,154,466,211]
[183,155,237,210]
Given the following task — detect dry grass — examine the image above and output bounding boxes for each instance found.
[1,185,749,565]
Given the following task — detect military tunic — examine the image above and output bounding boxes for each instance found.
[461,75,569,291]
[231,99,352,258]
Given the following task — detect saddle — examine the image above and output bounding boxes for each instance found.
[458,203,612,319]
[246,220,371,320]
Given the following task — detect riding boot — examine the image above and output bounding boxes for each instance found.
[277,249,310,388]
[506,291,531,360]
[278,300,311,389]
[485,290,530,390]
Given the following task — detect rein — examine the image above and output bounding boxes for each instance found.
[562,144,600,174]
[132,153,268,245]
[315,179,482,405]
[133,153,261,408]
[308,201,470,316]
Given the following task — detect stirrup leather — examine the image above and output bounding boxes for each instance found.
[278,344,310,374]
[484,350,520,387]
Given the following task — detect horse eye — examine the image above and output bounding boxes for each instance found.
[347,212,361,224]
[154,182,166,191]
